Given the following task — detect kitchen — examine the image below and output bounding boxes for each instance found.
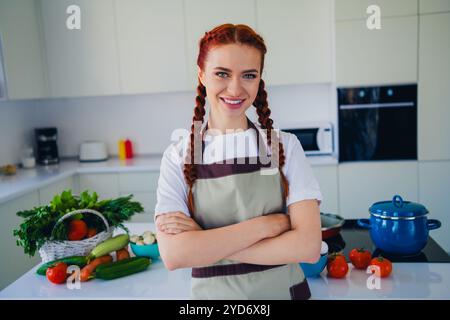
[0,0,450,301]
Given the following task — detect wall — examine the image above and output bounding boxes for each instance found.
[0,83,336,163]
[0,99,38,165]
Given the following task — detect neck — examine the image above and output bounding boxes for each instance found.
[207,112,249,134]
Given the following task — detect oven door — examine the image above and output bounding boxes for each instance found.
[338,101,417,162]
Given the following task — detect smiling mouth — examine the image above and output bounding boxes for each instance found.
[220,97,246,109]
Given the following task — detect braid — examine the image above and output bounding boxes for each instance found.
[254,79,290,200]
[184,82,206,216]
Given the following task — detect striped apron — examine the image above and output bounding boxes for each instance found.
[190,117,311,300]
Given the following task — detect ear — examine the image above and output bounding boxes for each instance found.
[197,66,205,86]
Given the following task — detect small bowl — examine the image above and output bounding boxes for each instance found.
[130,242,160,260]
[300,254,328,278]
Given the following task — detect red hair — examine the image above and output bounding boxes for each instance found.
[184,24,289,215]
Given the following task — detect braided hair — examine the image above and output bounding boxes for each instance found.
[184,24,289,215]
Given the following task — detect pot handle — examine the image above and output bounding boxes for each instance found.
[357,219,372,229]
[427,219,441,231]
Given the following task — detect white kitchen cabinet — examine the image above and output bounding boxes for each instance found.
[78,173,119,199]
[418,161,450,253]
[118,172,159,192]
[256,0,333,85]
[419,0,450,14]
[418,13,450,161]
[336,16,418,86]
[39,0,121,98]
[120,191,157,223]
[0,0,48,100]
[184,0,257,90]
[38,176,75,205]
[338,161,419,220]
[311,165,339,214]
[335,0,418,20]
[0,191,41,290]
[118,171,159,222]
[114,0,188,94]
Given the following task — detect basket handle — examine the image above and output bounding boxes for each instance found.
[51,209,110,238]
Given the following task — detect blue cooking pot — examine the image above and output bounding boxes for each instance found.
[357,195,441,255]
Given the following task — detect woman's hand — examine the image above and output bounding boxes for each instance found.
[257,213,291,238]
[155,212,202,235]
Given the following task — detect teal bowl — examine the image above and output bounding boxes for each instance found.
[300,254,327,278]
[130,242,160,260]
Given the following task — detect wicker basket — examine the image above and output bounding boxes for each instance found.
[38,209,113,263]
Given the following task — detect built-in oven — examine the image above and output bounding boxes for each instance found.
[338,84,417,162]
[283,122,334,156]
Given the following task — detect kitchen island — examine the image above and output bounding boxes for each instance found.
[1,223,450,300]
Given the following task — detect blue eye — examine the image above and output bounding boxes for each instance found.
[243,74,257,79]
[215,72,228,78]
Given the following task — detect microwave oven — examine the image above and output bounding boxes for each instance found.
[283,122,334,156]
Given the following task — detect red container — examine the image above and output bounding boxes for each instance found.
[125,139,133,159]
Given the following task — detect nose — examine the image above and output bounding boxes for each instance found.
[227,76,243,97]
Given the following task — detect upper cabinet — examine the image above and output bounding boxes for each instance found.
[256,0,333,85]
[184,0,257,90]
[114,0,188,94]
[419,0,450,14]
[0,0,48,100]
[335,16,418,86]
[40,0,121,98]
[335,0,418,20]
[418,12,450,161]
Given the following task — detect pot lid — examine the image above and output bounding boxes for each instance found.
[369,195,429,218]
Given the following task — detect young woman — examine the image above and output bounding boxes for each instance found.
[154,24,323,300]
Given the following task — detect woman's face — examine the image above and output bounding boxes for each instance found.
[198,44,261,121]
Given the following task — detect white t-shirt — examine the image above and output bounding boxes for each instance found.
[154,122,323,219]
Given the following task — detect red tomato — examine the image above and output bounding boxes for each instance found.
[68,220,88,241]
[369,256,393,278]
[349,248,372,270]
[87,227,97,238]
[46,262,68,284]
[327,253,349,278]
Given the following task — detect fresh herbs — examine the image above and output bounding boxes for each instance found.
[13,190,144,257]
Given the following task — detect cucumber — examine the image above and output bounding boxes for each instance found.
[88,234,129,261]
[36,256,88,276]
[95,257,151,280]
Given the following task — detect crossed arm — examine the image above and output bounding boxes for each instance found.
[155,199,322,270]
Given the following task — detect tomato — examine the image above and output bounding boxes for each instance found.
[87,227,97,238]
[349,248,372,269]
[327,253,348,278]
[369,256,393,278]
[68,220,88,241]
[46,262,68,284]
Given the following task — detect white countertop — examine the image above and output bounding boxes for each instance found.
[0,154,337,205]
[1,222,449,300]
[0,155,163,204]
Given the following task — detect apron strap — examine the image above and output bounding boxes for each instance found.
[192,263,285,278]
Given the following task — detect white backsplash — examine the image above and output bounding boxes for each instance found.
[0,83,336,165]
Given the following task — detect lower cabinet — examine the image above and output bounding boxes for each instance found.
[338,161,419,220]
[38,176,75,205]
[311,165,339,215]
[0,192,41,290]
[418,161,450,253]
[78,173,120,199]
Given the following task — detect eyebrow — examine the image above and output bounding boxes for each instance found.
[213,67,259,74]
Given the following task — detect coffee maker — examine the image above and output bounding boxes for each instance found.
[35,128,59,165]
